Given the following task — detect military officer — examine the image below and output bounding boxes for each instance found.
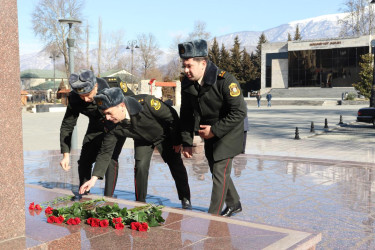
[59,69,130,197]
[178,39,247,216]
[102,76,134,96]
[79,87,192,209]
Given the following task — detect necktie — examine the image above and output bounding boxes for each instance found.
[194,81,200,92]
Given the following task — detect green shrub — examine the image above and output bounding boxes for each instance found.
[346,92,357,100]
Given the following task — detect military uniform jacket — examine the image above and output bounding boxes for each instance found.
[60,80,109,153]
[92,94,182,179]
[180,60,246,161]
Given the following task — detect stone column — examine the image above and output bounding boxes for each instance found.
[0,0,25,241]
[175,80,181,107]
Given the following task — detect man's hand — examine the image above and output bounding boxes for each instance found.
[198,125,214,139]
[173,144,182,153]
[79,176,98,194]
[182,146,193,158]
[60,153,71,171]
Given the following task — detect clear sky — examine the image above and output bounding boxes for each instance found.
[17,0,346,55]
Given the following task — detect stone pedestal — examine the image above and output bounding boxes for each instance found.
[0,0,25,242]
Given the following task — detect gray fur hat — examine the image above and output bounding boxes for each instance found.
[94,87,125,110]
[69,69,97,94]
[178,39,208,59]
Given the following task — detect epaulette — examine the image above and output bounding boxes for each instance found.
[218,70,226,78]
[134,94,148,104]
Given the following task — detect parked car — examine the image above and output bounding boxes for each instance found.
[357,107,375,126]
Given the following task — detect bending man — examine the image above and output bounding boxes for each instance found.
[79,88,192,209]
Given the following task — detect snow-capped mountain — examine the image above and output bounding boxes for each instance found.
[215,12,346,52]
[20,12,346,71]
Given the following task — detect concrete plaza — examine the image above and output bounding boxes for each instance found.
[21,103,375,249]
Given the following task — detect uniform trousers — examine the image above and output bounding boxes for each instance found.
[205,140,240,215]
[78,131,125,196]
[133,139,191,202]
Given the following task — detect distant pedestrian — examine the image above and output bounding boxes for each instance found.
[256,92,261,107]
[266,93,272,107]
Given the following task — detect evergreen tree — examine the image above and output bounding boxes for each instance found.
[240,48,257,83]
[254,33,267,79]
[209,37,220,66]
[353,53,373,99]
[230,36,242,80]
[287,32,292,41]
[219,43,232,72]
[294,25,302,40]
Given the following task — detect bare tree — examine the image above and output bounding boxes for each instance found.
[163,57,181,81]
[32,0,84,76]
[102,29,125,72]
[97,17,102,76]
[188,20,211,40]
[86,21,90,69]
[163,34,186,80]
[137,33,160,79]
[338,0,375,37]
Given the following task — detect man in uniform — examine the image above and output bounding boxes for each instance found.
[78,87,192,209]
[59,69,131,197]
[178,39,247,216]
[102,76,134,96]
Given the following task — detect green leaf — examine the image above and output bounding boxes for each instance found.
[148,217,159,227]
[73,207,81,217]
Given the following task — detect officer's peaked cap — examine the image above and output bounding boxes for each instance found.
[69,69,97,95]
[178,39,208,59]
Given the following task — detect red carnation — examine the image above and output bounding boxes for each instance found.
[87,218,93,225]
[45,206,53,214]
[115,222,125,230]
[130,222,141,230]
[112,217,122,224]
[35,204,42,210]
[100,219,109,228]
[47,216,56,223]
[66,218,74,225]
[140,222,148,232]
[29,202,35,210]
[91,218,100,227]
[74,218,81,224]
[56,216,64,224]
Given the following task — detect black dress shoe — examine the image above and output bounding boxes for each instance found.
[181,198,192,210]
[220,202,242,217]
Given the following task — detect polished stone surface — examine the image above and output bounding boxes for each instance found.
[0,0,25,242]
[21,104,375,249]
[4,185,319,250]
[24,148,375,248]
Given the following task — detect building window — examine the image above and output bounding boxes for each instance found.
[288,46,368,87]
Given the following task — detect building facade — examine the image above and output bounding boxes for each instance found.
[261,35,372,90]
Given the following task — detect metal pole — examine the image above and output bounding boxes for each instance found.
[53,56,56,104]
[131,47,134,91]
[67,23,78,150]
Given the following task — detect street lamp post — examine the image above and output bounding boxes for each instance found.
[126,40,139,93]
[58,17,82,75]
[49,53,59,104]
[58,17,81,150]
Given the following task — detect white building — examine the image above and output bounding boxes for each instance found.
[261,35,372,90]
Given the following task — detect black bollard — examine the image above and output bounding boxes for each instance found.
[294,127,300,140]
[310,122,315,133]
[324,118,328,129]
[339,115,343,125]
